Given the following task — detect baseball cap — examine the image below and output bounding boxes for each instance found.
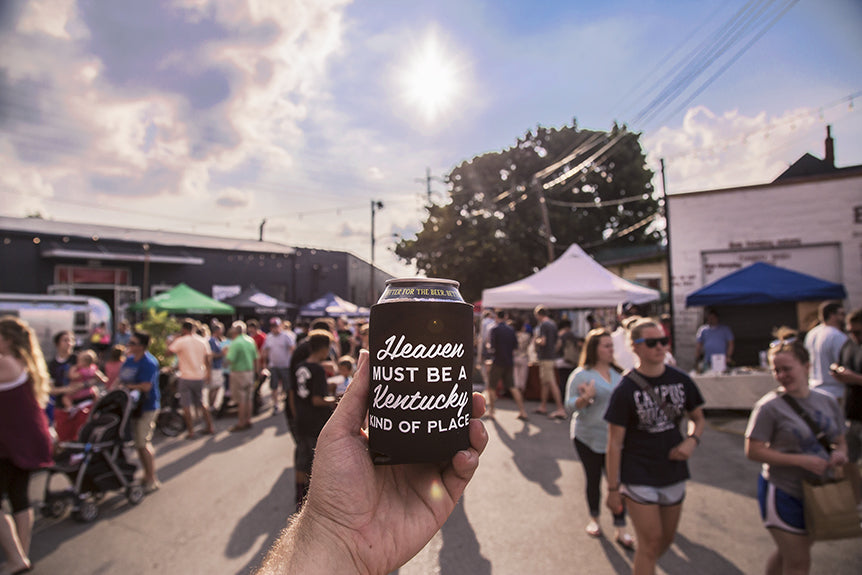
[269,317,282,326]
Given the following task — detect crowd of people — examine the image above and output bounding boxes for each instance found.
[2,298,861,574]
[477,300,860,575]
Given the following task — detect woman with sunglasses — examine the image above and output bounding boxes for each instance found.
[745,330,847,575]
[564,328,634,549]
[604,318,705,575]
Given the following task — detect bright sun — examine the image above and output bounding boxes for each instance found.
[398,30,463,124]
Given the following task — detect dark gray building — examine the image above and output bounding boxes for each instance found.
[0,216,393,321]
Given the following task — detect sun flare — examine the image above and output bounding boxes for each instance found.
[398,30,463,123]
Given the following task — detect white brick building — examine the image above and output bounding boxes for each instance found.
[668,128,862,370]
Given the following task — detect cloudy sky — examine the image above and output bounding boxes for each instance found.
[1,0,860,278]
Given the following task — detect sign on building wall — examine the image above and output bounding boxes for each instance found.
[702,243,842,285]
[213,284,242,301]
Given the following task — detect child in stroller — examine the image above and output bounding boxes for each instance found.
[41,388,145,522]
[53,350,108,443]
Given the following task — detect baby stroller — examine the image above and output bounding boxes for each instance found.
[41,388,144,522]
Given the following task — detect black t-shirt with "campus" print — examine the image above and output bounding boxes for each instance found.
[605,365,704,487]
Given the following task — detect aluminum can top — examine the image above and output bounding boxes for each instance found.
[377,278,465,304]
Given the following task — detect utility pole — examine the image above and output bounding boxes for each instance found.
[533,178,556,264]
[660,158,675,355]
[415,167,446,204]
[142,243,150,300]
[370,200,384,304]
[258,218,266,242]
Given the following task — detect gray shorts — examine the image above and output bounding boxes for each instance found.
[622,480,687,506]
[178,378,205,408]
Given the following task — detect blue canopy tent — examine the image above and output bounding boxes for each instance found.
[299,292,370,318]
[685,262,847,307]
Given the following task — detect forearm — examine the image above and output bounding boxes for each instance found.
[686,408,705,440]
[125,382,152,393]
[833,435,849,460]
[606,426,624,488]
[837,370,862,386]
[573,396,593,410]
[746,439,810,469]
[256,508,361,575]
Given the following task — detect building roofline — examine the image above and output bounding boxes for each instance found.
[668,163,862,199]
[0,215,294,254]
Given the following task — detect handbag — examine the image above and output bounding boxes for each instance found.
[781,394,862,541]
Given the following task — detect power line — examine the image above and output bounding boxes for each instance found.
[654,0,801,127]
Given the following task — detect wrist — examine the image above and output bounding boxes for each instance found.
[279,507,364,575]
[607,485,620,492]
[688,434,701,446]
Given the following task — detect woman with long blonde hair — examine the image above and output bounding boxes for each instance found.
[0,315,54,574]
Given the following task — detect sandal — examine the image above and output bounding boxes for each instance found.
[616,533,635,551]
[516,413,529,421]
[533,407,548,415]
[585,520,602,538]
[550,411,567,420]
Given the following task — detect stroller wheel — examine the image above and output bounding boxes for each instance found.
[74,499,99,523]
[157,411,185,437]
[42,495,70,519]
[127,484,145,505]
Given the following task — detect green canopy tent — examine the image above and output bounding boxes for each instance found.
[129,283,234,315]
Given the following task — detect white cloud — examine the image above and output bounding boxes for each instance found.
[17,0,81,40]
[642,104,854,194]
[215,187,252,208]
[0,0,354,210]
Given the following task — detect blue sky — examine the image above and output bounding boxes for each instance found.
[1,0,860,278]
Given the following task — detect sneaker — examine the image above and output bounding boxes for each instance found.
[144,480,161,494]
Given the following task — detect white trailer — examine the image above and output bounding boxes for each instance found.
[0,293,112,355]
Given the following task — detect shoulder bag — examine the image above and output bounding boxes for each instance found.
[781,394,862,541]
[625,369,681,423]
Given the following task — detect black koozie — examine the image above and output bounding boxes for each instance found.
[368,300,474,464]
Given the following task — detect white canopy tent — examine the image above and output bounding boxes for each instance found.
[481,244,661,309]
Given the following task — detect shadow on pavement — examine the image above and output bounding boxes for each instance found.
[491,405,570,496]
[689,417,761,499]
[439,496,491,575]
[231,467,295,575]
[659,532,746,575]
[598,535,634,575]
[157,414,286,484]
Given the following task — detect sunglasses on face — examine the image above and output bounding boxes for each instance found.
[633,336,669,348]
[769,337,797,348]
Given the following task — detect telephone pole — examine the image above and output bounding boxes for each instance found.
[660,158,675,355]
[415,167,446,204]
[369,200,384,304]
[532,178,556,264]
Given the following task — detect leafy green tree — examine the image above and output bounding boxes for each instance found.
[395,122,659,302]
[134,309,181,368]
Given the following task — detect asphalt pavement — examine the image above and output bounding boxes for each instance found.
[16,391,862,575]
